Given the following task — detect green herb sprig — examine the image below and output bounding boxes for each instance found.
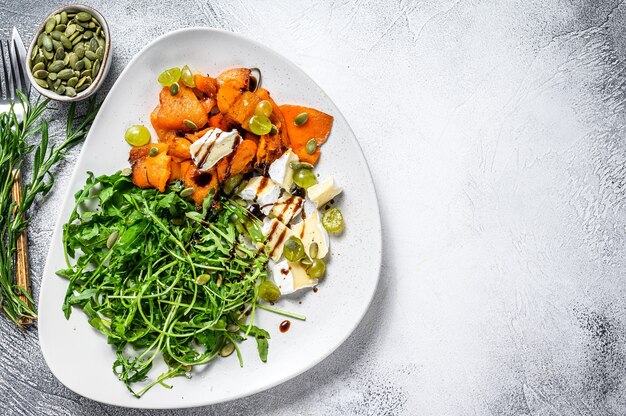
[59,173,272,396]
[0,91,99,326]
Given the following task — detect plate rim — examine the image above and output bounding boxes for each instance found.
[38,26,382,409]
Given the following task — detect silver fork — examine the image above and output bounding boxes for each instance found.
[0,31,29,120]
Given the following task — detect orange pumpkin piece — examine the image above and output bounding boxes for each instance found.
[216,68,250,90]
[225,91,261,128]
[256,133,284,166]
[129,143,171,192]
[217,84,241,115]
[167,135,193,160]
[150,107,171,142]
[183,164,219,205]
[169,159,192,182]
[154,85,208,131]
[230,139,257,176]
[194,74,218,96]
[279,105,333,164]
[208,113,231,131]
[256,88,289,149]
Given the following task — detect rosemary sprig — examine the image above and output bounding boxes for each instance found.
[0,91,99,327]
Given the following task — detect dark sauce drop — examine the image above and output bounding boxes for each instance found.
[175,129,185,137]
[313,287,318,293]
[192,171,213,187]
[249,75,258,92]
[279,320,291,333]
[292,187,305,198]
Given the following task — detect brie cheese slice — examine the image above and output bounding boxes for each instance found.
[189,128,241,171]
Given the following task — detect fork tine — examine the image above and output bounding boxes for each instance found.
[0,41,8,99]
[2,41,15,100]
[8,38,23,97]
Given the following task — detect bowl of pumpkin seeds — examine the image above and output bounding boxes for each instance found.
[26,5,111,101]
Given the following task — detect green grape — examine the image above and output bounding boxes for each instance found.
[157,67,181,87]
[124,125,151,146]
[248,114,272,135]
[284,236,306,262]
[255,100,273,117]
[322,208,344,233]
[292,168,318,189]
[181,65,195,88]
[258,281,281,303]
[306,259,326,279]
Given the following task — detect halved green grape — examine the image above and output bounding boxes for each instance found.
[292,168,318,189]
[157,67,181,87]
[181,65,195,88]
[284,236,306,262]
[248,114,272,135]
[322,208,344,233]
[306,259,326,279]
[124,125,151,146]
[255,100,273,117]
[258,280,281,303]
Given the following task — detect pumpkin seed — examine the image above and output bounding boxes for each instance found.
[63,54,70,66]
[106,231,119,248]
[294,112,309,126]
[169,82,179,96]
[51,39,62,51]
[120,167,132,176]
[183,119,197,130]
[44,17,56,34]
[55,85,66,95]
[51,30,63,41]
[60,11,68,24]
[32,53,44,66]
[65,24,76,37]
[57,68,74,80]
[216,274,223,287]
[97,36,105,48]
[74,44,85,59]
[30,44,39,61]
[88,22,96,29]
[90,38,99,52]
[180,188,195,198]
[68,52,78,68]
[68,31,79,42]
[91,60,100,78]
[33,69,48,79]
[195,274,211,285]
[96,27,101,37]
[75,76,87,89]
[76,11,92,22]
[289,161,315,170]
[149,147,159,157]
[270,124,278,135]
[83,57,92,70]
[96,46,104,60]
[53,78,61,89]
[48,72,57,81]
[80,69,91,78]
[43,49,54,60]
[83,30,93,39]
[71,34,83,46]
[34,78,48,88]
[220,342,235,358]
[67,77,78,87]
[75,59,85,71]
[47,60,64,72]
[227,324,240,333]
[76,83,89,93]
[77,20,90,29]
[61,35,72,50]
[32,62,45,72]
[42,35,53,51]
[170,217,185,226]
[309,242,319,259]
[56,24,66,33]
[54,13,61,24]
[84,50,97,61]
[305,139,317,155]
[75,23,85,33]
[54,46,65,61]
[37,33,45,47]
[65,86,76,97]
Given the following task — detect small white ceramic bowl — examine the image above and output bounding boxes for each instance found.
[26,4,111,102]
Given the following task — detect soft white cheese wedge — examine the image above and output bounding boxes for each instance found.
[290,209,329,258]
[189,128,240,171]
[269,259,317,295]
[270,194,304,224]
[307,177,342,207]
[261,218,293,261]
[238,176,281,214]
[269,148,299,190]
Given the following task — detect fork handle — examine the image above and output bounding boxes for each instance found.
[11,169,32,325]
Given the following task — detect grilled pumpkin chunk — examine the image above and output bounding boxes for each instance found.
[129,143,171,192]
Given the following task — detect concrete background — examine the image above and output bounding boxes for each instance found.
[2,0,626,414]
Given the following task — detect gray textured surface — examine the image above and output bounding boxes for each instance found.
[1,0,626,414]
